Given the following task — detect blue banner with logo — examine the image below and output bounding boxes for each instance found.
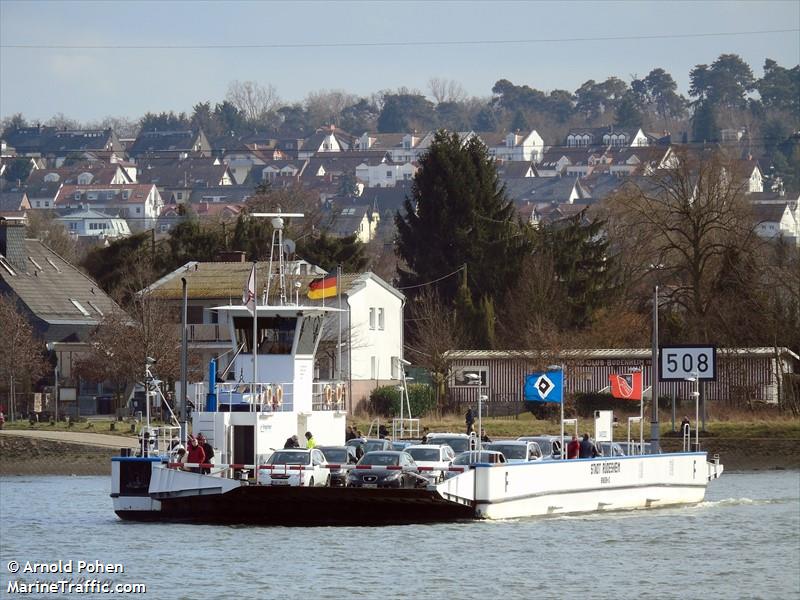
[524,369,564,404]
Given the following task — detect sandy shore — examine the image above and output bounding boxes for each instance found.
[1,432,797,476]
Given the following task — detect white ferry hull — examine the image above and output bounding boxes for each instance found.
[439,452,720,520]
[112,452,722,524]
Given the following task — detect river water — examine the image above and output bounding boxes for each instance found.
[0,470,798,600]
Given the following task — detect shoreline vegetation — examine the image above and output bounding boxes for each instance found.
[1,412,798,475]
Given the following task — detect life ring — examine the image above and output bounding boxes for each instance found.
[274,385,283,408]
[323,385,333,408]
[265,386,274,406]
[335,384,344,406]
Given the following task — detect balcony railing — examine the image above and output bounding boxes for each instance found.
[179,324,232,342]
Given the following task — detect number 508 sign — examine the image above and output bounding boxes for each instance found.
[659,346,716,381]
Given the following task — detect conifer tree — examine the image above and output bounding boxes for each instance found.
[396,131,529,347]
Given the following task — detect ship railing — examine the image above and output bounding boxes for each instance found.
[392,417,420,440]
[682,423,692,452]
[140,425,182,458]
[215,382,295,412]
[627,416,644,456]
[311,381,347,411]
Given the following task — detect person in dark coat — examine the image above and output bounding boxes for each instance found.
[345,426,356,441]
[578,433,599,459]
[197,433,214,474]
[465,408,475,435]
[378,424,389,439]
[680,416,691,436]
[284,435,300,449]
[480,429,491,443]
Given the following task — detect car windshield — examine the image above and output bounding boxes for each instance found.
[407,448,442,462]
[486,443,527,459]
[364,441,386,453]
[452,452,497,465]
[521,438,553,455]
[267,451,309,465]
[430,437,470,453]
[359,452,400,466]
[319,448,348,463]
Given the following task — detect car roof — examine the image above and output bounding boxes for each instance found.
[362,450,406,456]
[274,448,312,452]
[488,440,531,446]
[427,432,469,438]
[405,444,446,451]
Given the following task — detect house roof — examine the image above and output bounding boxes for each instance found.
[128,130,204,156]
[0,191,29,211]
[187,185,254,204]
[504,177,588,204]
[138,158,230,188]
[57,207,121,221]
[55,184,158,206]
[752,203,790,223]
[1,127,120,155]
[0,231,120,340]
[145,261,403,302]
[26,163,129,187]
[359,182,413,216]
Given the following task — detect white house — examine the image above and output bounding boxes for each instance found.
[752,203,799,245]
[355,159,416,188]
[54,183,164,232]
[57,207,131,240]
[566,127,650,148]
[144,262,405,412]
[480,130,545,163]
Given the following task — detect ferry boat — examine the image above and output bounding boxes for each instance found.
[111,213,724,525]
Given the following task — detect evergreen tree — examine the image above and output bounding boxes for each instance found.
[297,232,367,273]
[691,101,718,142]
[614,92,644,129]
[533,210,618,330]
[396,131,530,343]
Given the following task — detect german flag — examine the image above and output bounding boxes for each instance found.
[307,275,337,300]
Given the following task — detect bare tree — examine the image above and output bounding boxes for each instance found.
[428,77,467,104]
[609,149,761,342]
[46,113,82,130]
[0,295,48,416]
[305,89,358,129]
[25,211,82,265]
[404,288,468,412]
[226,80,281,125]
[75,260,198,411]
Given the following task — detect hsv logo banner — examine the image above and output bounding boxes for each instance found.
[609,372,643,401]
[524,369,564,404]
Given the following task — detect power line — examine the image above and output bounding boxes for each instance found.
[2,29,798,50]
[397,264,466,290]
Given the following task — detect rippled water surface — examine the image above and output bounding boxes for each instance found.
[1,471,798,599]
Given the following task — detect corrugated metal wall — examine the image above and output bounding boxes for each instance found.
[447,350,795,406]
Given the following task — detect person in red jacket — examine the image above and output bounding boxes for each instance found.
[567,434,581,459]
[187,435,206,472]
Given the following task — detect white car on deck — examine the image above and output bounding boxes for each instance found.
[404,444,456,482]
[257,449,329,487]
[484,440,543,464]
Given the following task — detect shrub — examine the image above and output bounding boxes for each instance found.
[369,384,436,418]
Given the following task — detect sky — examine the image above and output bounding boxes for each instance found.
[0,0,798,124]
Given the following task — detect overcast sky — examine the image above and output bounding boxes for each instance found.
[1,0,798,123]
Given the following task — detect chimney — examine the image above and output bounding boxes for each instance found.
[0,218,28,273]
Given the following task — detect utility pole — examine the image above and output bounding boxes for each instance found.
[651,284,660,453]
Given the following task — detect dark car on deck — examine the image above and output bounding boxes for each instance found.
[346,451,427,489]
[317,445,358,487]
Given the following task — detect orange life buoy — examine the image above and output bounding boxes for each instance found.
[323,385,333,408]
[265,386,274,407]
[274,385,283,408]
[335,384,344,406]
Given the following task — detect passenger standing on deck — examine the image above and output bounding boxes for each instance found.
[284,435,299,448]
[421,427,430,444]
[680,416,691,436]
[305,431,316,449]
[579,433,599,459]
[379,424,389,439]
[345,426,356,441]
[197,433,214,474]
[567,435,580,459]
[480,429,491,443]
[187,435,206,472]
[465,407,475,435]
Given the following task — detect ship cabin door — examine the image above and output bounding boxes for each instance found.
[233,425,254,466]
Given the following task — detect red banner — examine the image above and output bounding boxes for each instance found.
[609,372,643,401]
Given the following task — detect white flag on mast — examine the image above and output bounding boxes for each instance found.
[243,264,256,314]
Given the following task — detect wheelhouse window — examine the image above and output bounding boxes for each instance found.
[296,315,322,355]
[233,315,297,354]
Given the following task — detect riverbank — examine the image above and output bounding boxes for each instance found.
[1,433,797,475]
